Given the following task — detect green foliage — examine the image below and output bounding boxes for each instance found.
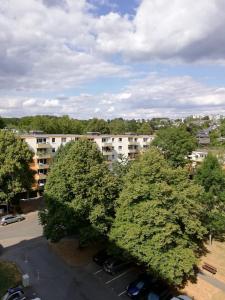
[152,127,197,167]
[2,115,155,135]
[137,122,154,134]
[110,147,206,285]
[86,118,110,134]
[0,117,5,129]
[0,130,34,205]
[111,155,131,191]
[195,154,225,238]
[0,261,21,297]
[40,139,119,244]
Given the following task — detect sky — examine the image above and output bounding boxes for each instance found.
[1,0,225,119]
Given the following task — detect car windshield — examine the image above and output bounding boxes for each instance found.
[136,281,145,289]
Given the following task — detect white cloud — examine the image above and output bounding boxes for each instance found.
[1,74,225,119]
[95,0,225,62]
[0,0,129,92]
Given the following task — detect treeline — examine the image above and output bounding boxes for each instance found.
[1,115,173,134]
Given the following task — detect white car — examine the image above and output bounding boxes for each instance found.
[0,214,25,226]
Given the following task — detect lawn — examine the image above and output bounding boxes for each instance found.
[0,260,21,297]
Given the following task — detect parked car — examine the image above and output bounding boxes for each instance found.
[0,214,25,226]
[126,273,156,298]
[170,296,192,300]
[93,249,111,266]
[141,281,172,300]
[2,287,26,300]
[103,257,131,275]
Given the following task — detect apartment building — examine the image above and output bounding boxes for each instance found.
[20,133,154,191]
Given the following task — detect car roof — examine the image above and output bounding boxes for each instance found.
[2,215,13,218]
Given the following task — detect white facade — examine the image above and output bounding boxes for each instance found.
[20,133,155,189]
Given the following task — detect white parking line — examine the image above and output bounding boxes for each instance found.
[118,290,126,297]
[105,269,132,285]
[93,269,103,275]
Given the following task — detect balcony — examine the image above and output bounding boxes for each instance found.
[36,152,52,159]
[102,150,113,156]
[128,148,139,153]
[37,163,49,170]
[102,141,112,147]
[128,140,139,145]
[36,143,51,149]
[37,173,47,180]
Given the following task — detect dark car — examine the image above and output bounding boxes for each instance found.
[126,273,156,298]
[93,249,111,266]
[2,286,26,300]
[141,281,172,300]
[103,258,131,275]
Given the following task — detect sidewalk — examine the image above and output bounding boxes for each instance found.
[198,272,225,293]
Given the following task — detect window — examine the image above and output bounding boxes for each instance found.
[143,138,148,142]
[118,146,122,150]
[134,138,138,142]
[119,138,122,142]
[37,138,46,144]
[52,148,56,153]
[52,138,55,143]
[112,138,114,142]
[102,138,106,142]
[61,137,66,143]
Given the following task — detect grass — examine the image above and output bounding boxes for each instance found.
[0,260,21,297]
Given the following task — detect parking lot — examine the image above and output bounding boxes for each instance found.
[85,260,143,299]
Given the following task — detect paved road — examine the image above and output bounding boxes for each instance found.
[0,212,43,247]
[0,212,125,300]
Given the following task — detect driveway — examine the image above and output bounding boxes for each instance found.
[0,212,122,300]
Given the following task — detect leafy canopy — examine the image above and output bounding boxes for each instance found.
[0,130,34,204]
[152,127,197,167]
[195,153,225,238]
[110,147,206,285]
[40,139,119,244]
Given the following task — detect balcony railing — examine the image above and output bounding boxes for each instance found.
[36,143,51,149]
[37,163,49,169]
[37,173,47,180]
[102,150,113,156]
[36,152,52,159]
[102,141,112,147]
[128,148,139,153]
[128,141,139,145]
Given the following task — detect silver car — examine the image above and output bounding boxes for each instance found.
[0,214,25,226]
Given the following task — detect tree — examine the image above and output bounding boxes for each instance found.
[40,139,119,244]
[137,121,154,135]
[152,127,197,167]
[86,118,110,134]
[111,154,131,191]
[195,153,225,243]
[109,147,206,285]
[0,131,34,209]
[0,117,5,129]
[109,118,126,134]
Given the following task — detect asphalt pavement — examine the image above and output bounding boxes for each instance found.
[0,212,135,300]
